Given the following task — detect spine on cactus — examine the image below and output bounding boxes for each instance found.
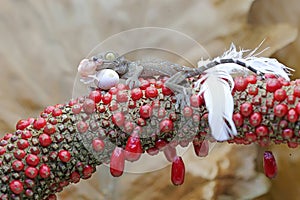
[0,73,299,199]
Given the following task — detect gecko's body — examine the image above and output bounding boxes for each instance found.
[82,47,292,108]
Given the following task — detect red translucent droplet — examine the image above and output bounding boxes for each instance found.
[124,135,143,162]
[263,151,277,179]
[110,147,125,177]
[171,156,185,186]
[193,140,209,157]
[163,145,177,162]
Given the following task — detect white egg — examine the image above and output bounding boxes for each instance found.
[96,69,119,90]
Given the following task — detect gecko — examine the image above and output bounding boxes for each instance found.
[79,46,292,108]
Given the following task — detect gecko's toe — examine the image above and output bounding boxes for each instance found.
[126,78,141,89]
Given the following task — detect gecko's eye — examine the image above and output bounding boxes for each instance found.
[105,52,116,61]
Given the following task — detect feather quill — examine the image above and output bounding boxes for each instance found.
[195,70,237,141]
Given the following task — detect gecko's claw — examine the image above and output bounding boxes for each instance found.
[174,88,192,109]
[126,77,141,89]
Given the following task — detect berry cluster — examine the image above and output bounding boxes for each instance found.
[0,75,299,199]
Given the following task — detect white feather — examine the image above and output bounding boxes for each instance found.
[195,70,237,141]
[200,43,293,81]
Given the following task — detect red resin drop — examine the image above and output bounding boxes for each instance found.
[162,145,176,162]
[171,156,185,186]
[110,147,125,177]
[193,139,209,157]
[125,135,143,162]
[263,151,277,179]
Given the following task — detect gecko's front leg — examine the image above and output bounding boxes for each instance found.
[164,71,192,109]
[124,63,144,89]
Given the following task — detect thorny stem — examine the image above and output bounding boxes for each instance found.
[0,74,299,200]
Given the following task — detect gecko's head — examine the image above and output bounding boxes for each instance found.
[91,51,120,70]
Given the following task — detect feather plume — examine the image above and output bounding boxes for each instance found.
[194,70,237,141]
[199,43,293,81]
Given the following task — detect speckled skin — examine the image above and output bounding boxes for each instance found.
[0,75,299,200]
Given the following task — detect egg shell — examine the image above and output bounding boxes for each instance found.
[96,69,120,90]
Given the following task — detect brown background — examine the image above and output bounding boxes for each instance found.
[1,0,300,199]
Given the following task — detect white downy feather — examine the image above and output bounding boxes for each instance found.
[199,43,293,81]
[195,70,237,141]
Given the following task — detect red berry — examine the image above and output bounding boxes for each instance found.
[248,86,258,96]
[89,90,102,103]
[16,119,30,130]
[83,165,95,178]
[44,106,55,114]
[25,167,38,178]
[296,102,300,115]
[109,87,118,95]
[58,150,71,163]
[249,112,262,127]
[293,85,300,97]
[110,147,125,177]
[12,160,24,172]
[72,104,82,114]
[52,108,62,117]
[102,93,112,104]
[145,86,158,98]
[159,119,174,133]
[116,90,129,103]
[245,132,257,142]
[234,77,248,91]
[39,133,52,147]
[171,156,185,186]
[162,85,173,96]
[26,154,40,166]
[232,113,244,127]
[39,164,51,178]
[287,108,298,123]
[139,80,150,90]
[43,124,56,135]
[139,105,152,119]
[282,128,294,139]
[255,125,269,137]
[33,118,47,130]
[21,130,32,140]
[274,104,288,117]
[77,121,89,133]
[83,98,96,114]
[183,106,193,117]
[263,151,277,179]
[155,139,168,150]
[116,83,128,90]
[92,139,105,152]
[17,139,29,150]
[0,147,6,155]
[193,139,209,157]
[274,89,287,101]
[240,102,253,117]
[266,79,282,92]
[112,112,125,127]
[287,95,296,104]
[70,171,80,183]
[146,147,159,156]
[131,88,143,101]
[9,180,24,194]
[125,135,143,162]
[246,75,257,84]
[14,149,26,160]
[190,94,203,107]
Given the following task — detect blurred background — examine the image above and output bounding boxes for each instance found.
[1,0,300,199]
